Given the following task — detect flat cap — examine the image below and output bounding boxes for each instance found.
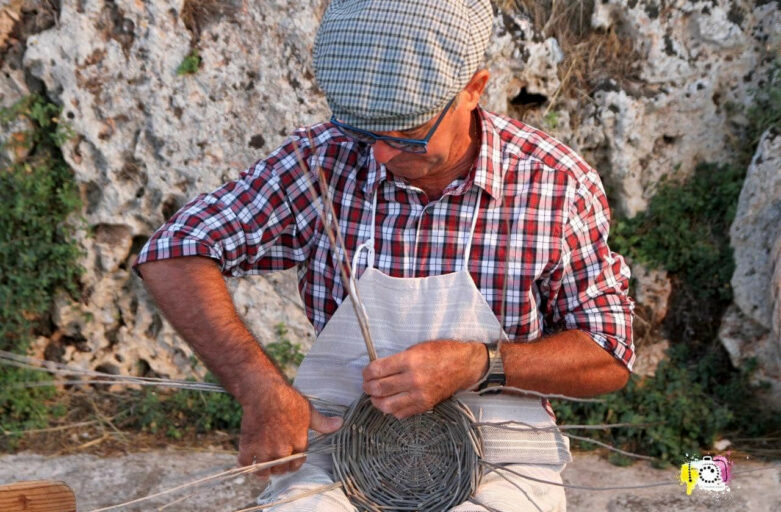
[313,0,493,132]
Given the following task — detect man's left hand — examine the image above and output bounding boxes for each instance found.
[362,340,487,419]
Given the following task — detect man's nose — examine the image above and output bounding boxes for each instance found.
[371,141,402,165]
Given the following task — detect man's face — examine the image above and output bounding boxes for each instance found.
[371,95,476,183]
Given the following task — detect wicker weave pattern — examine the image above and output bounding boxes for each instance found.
[332,394,483,511]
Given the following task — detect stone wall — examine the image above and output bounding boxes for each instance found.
[720,130,781,407]
[0,0,778,383]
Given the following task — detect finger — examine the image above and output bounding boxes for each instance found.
[269,446,294,475]
[239,439,266,476]
[363,372,410,398]
[362,353,406,381]
[238,449,270,480]
[393,405,426,420]
[309,408,344,434]
[370,391,413,416]
[289,454,307,473]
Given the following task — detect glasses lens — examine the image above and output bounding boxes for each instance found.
[335,125,376,145]
[333,119,428,153]
[385,139,427,153]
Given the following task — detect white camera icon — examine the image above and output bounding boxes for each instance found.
[689,456,727,492]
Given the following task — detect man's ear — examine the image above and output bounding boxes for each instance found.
[462,69,490,110]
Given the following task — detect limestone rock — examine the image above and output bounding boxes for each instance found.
[629,261,671,325]
[13,1,545,379]
[730,130,781,329]
[581,0,779,216]
[721,129,781,407]
[483,8,565,118]
[719,304,781,408]
[22,0,324,378]
[632,338,669,379]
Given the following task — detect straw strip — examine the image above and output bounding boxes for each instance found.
[475,385,604,403]
[0,352,346,412]
[563,433,657,461]
[480,465,544,512]
[473,420,659,431]
[467,497,504,512]
[290,136,377,361]
[85,450,337,512]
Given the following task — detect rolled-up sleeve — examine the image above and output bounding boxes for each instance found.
[134,140,321,277]
[551,180,635,371]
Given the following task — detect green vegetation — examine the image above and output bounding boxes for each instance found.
[132,374,242,439]
[555,66,781,464]
[555,161,766,465]
[176,49,202,76]
[0,95,82,437]
[265,322,305,373]
[611,161,742,343]
[542,110,560,131]
[554,345,762,466]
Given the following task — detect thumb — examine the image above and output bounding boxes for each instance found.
[309,408,343,434]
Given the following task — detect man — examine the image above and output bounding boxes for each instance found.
[136,0,633,510]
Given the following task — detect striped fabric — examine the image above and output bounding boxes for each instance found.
[314,0,493,131]
[135,107,635,371]
[294,268,572,465]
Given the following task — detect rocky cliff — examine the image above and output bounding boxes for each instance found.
[1,0,778,398]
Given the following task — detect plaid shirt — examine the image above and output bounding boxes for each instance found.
[136,108,635,370]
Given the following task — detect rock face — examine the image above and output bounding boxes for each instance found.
[20,0,328,378]
[579,0,778,216]
[1,0,777,380]
[721,130,781,407]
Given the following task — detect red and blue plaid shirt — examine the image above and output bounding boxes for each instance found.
[136,108,635,370]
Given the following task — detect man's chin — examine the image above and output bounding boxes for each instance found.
[384,163,429,181]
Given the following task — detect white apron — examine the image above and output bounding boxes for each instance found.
[259,188,570,511]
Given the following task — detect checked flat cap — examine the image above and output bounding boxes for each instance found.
[314,0,493,131]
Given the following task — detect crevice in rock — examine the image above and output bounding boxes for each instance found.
[83,180,103,215]
[145,313,163,339]
[161,195,184,220]
[95,0,135,57]
[510,87,548,107]
[180,0,239,43]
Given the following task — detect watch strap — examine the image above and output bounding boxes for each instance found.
[478,341,505,391]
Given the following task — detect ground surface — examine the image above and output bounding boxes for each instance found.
[0,450,778,511]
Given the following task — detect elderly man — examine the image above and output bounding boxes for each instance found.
[136,0,633,510]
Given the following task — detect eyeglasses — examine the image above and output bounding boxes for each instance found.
[330,97,456,154]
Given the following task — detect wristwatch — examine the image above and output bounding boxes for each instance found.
[478,341,505,392]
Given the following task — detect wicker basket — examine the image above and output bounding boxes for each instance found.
[331,394,483,511]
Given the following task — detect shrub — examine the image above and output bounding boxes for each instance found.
[0,95,82,435]
[176,50,201,75]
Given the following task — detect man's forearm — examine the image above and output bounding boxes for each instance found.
[500,330,630,397]
[136,256,286,403]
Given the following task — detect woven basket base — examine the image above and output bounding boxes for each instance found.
[332,394,483,511]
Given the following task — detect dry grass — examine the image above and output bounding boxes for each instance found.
[498,0,644,126]
[180,0,238,40]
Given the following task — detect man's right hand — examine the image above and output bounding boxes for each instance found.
[236,376,343,479]
[137,258,343,478]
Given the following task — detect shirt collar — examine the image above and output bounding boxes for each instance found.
[360,105,504,201]
[472,106,504,201]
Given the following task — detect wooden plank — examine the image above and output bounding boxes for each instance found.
[0,480,76,512]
